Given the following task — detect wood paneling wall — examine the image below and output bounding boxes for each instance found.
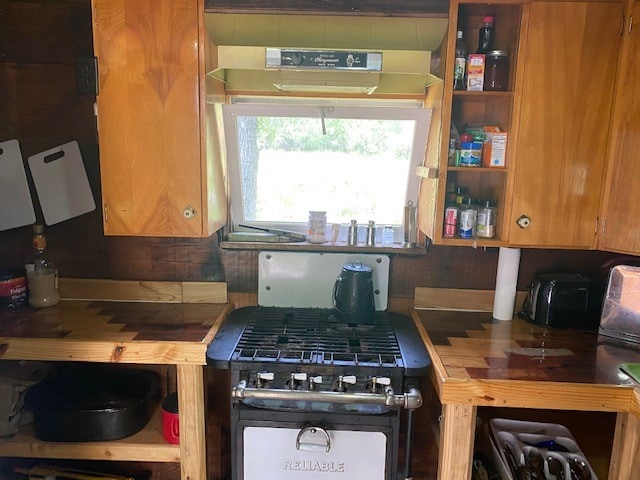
[0,2,636,479]
[0,0,635,299]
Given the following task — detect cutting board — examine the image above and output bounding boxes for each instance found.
[28,141,96,225]
[0,139,36,231]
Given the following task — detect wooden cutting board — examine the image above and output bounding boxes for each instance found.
[28,141,96,225]
[0,139,36,231]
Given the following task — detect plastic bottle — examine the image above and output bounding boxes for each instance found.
[25,224,60,308]
[453,30,468,91]
[477,16,495,54]
[381,226,394,247]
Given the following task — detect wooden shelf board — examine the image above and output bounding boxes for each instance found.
[0,407,181,462]
[435,237,506,247]
[447,167,507,173]
[219,240,427,257]
[452,90,514,99]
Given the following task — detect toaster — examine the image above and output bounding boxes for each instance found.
[521,273,602,329]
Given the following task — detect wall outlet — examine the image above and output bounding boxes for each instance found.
[75,57,98,95]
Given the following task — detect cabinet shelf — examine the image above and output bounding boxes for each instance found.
[0,406,180,463]
[447,167,507,173]
[452,90,514,99]
[438,236,505,248]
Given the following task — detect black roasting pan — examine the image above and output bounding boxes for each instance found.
[25,365,159,442]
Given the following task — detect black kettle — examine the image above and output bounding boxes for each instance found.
[333,262,376,324]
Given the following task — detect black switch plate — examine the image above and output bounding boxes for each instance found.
[75,57,98,95]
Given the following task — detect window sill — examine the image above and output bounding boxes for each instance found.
[219,240,427,257]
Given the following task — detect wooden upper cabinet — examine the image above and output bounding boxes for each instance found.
[92,0,226,237]
[599,0,640,255]
[506,2,622,249]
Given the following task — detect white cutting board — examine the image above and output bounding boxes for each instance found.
[0,139,36,231]
[258,251,390,310]
[28,141,96,225]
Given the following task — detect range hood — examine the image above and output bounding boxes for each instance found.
[204,14,448,95]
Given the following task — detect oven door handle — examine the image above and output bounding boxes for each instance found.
[296,426,331,452]
[232,381,423,409]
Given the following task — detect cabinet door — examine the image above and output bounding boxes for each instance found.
[599,1,640,255]
[507,2,622,248]
[93,0,211,237]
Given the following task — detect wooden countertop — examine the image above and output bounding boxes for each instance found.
[413,310,640,412]
[0,300,231,364]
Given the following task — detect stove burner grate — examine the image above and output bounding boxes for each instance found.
[231,307,404,368]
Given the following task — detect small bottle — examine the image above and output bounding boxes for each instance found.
[477,16,495,54]
[307,211,327,244]
[381,226,394,247]
[453,30,468,91]
[366,220,376,246]
[477,200,497,238]
[347,219,358,246]
[25,224,60,308]
[458,198,478,239]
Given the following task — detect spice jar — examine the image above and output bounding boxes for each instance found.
[476,200,497,239]
[484,50,509,91]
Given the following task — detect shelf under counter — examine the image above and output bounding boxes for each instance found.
[0,406,180,463]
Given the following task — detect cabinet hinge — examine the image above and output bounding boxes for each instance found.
[594,217,599,236]
[104,203,108,222]
[601,217,607,236]
[630,14,634,35]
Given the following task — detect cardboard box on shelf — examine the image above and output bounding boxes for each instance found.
[482,127,508,168]
[466,54,485,91]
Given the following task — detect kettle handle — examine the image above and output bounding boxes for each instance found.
[332,277,342,309]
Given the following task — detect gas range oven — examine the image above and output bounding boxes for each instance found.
[206,252,431,480]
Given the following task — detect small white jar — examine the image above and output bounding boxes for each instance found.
[307,211,327,244]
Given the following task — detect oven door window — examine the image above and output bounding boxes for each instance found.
[223,100,431,242]
[243,426,386,479]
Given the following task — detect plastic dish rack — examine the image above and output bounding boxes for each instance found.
[488,418,598,480]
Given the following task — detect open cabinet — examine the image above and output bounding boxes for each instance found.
[420,1,523,247]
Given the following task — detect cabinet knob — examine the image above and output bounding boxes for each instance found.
[516,215,531,229]
[182,206,197,219]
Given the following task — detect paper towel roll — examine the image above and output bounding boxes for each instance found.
[493,247,521,321]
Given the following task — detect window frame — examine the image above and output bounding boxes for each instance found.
[222,99,431,236]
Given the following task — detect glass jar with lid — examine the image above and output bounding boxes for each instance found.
[476,200,497,239]
[484,50,509,91]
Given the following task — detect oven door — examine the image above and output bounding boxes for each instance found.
[237,416,395,480]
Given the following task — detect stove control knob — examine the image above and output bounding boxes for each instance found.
[331,375,357,392]
[309,376,323,390]
[366,376,392,394]
[254,372,274,389]
[287,372,307,390]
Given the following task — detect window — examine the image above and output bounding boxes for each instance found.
[223,99,432,240]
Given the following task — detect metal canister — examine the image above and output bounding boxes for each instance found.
[443,205,459,238]
[458,198,477,239]
[347,219,358,246]
[403,201,417,248]
[365,220,376,246]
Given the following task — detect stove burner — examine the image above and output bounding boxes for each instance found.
[231,307,404,368]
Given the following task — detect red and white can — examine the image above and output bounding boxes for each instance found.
[443,206,459,238]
